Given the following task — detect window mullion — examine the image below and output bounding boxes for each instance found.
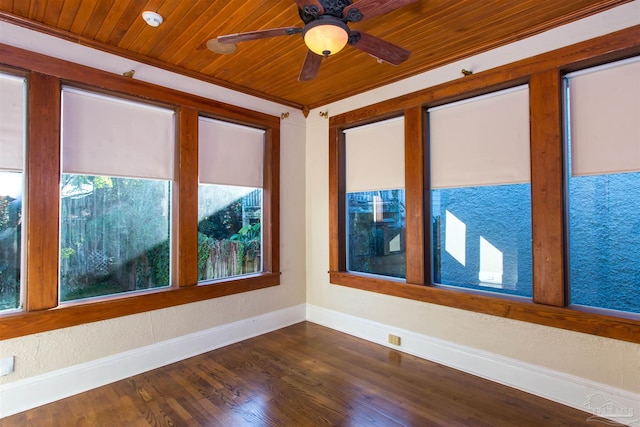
[263,127,280,274]
[404,106,427,285]
[329,125,346,272]
[26,72,61,311]
[174,107,199,287]
[529,69,566,307]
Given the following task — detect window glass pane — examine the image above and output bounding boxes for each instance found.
[566,58,640,314]
[60,87,174,302]
[0,72,25,311]
[197,117,264,283]
[432,185,532,296]
[429,86,532,297]
[60,176,171,301]
[198,184,262,281]
[0,172,22,310]
[567,174,640,313]
[347,190,406,278]
[345,117,406,279]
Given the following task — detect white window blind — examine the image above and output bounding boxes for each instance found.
[566,57,640,176]
[0,73,25,171]
[428,85,531,188]
[345,116,405,193]
[198,117,265,188]
[62,87,175,180]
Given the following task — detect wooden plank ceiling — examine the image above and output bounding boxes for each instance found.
[0,0,630,111]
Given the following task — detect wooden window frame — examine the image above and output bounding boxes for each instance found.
[0,44,280,340]
[329,26,640,344]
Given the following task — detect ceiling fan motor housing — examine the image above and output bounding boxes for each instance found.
[299,0,360,24]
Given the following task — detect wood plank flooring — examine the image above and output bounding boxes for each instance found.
[4,322,596,426]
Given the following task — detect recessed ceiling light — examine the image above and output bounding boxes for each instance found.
[142,11,163,27]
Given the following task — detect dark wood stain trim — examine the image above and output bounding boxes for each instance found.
[1,274,280,339]
[25,72,61,311]
[330,272,640,343]
[530,70,566,306]
[404,106,426,285]
[328,26,640,344]
[263,127,281,274]
[0,43,280,129]
[174,107,199,288]
[328,126,345,272]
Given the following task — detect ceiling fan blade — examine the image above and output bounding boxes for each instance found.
[294,0,325,15]
[350,31,410,65]
[343,0,418,21]
[217,27,302,44]
[299,50,323,81]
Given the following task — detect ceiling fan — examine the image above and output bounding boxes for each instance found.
[206,0,418,81]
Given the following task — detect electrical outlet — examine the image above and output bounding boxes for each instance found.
[0,356,15,376]
[388,334,401,346]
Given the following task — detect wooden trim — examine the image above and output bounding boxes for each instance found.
[263,127,281,274]
[327,27,640,343]
[328,126,345,272]
[404,106,426,285]
[25,72,60,311]
[0,43,280,130]
[329,272,640,343]
[174,107,199,287]
[0,273,280,340]
[530,70,566,306]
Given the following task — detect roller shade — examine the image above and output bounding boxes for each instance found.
[0,73,25,171]
[62,87,175,180]
[567,57,640,176]
[345,116,405,192]
[198,117,264,188]
[428,85,531,189]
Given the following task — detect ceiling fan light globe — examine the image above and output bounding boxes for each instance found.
[303,19,349,57]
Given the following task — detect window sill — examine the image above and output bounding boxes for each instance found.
[329,271,640,344]
[0,272,280,340]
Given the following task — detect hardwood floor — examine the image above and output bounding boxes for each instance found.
[4,322,595,426]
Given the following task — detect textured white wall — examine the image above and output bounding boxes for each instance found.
[0,21,307,384]
[305,1,640,395]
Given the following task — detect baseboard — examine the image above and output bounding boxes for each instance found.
[306,304,640,427]
[0,304,306,418]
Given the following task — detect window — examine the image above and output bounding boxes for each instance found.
[428,86,533,297]
[197,117,264,282]
[0,45,281,340]
[0,72,25,311]
[344,117,406,278]
[60,88,174,301]
[328,26,640,343]
[565,57,640,314]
